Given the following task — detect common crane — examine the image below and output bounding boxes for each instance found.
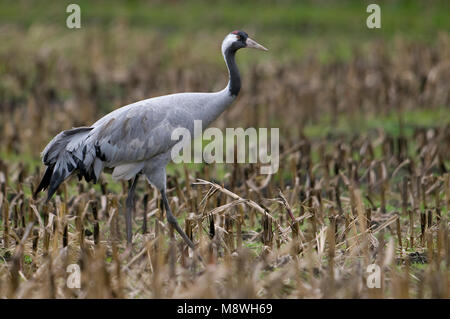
[34,31,268,249]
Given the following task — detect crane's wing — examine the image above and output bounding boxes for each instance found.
[88,103,194,168]
[73,92,215,181]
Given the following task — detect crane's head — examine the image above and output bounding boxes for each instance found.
[221,30,268,56]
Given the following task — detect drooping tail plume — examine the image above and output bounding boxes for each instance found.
[34,126,97,202]
[33,164,54,199]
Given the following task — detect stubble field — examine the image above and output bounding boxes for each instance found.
[0,1,449,298]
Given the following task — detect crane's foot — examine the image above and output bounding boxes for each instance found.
[161,190,205,267]
[166,213,196,250]
[161,190,195,249]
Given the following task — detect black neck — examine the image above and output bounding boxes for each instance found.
[224,48,241,96]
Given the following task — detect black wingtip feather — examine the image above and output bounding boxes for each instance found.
[46,170,64,202]
[33,165,54,199]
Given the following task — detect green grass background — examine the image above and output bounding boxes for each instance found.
[1,0,449,60]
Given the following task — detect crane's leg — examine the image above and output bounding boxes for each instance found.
[160,189,195,250]
[144,163,196,250]
[125,175,139,245]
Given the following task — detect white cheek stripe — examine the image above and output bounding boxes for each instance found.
[221,34,239,57]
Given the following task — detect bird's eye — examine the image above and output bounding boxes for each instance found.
[236,35,241,41]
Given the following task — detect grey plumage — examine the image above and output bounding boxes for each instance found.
[35,31,267,249]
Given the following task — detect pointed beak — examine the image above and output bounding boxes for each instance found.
[246,37,268,51]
